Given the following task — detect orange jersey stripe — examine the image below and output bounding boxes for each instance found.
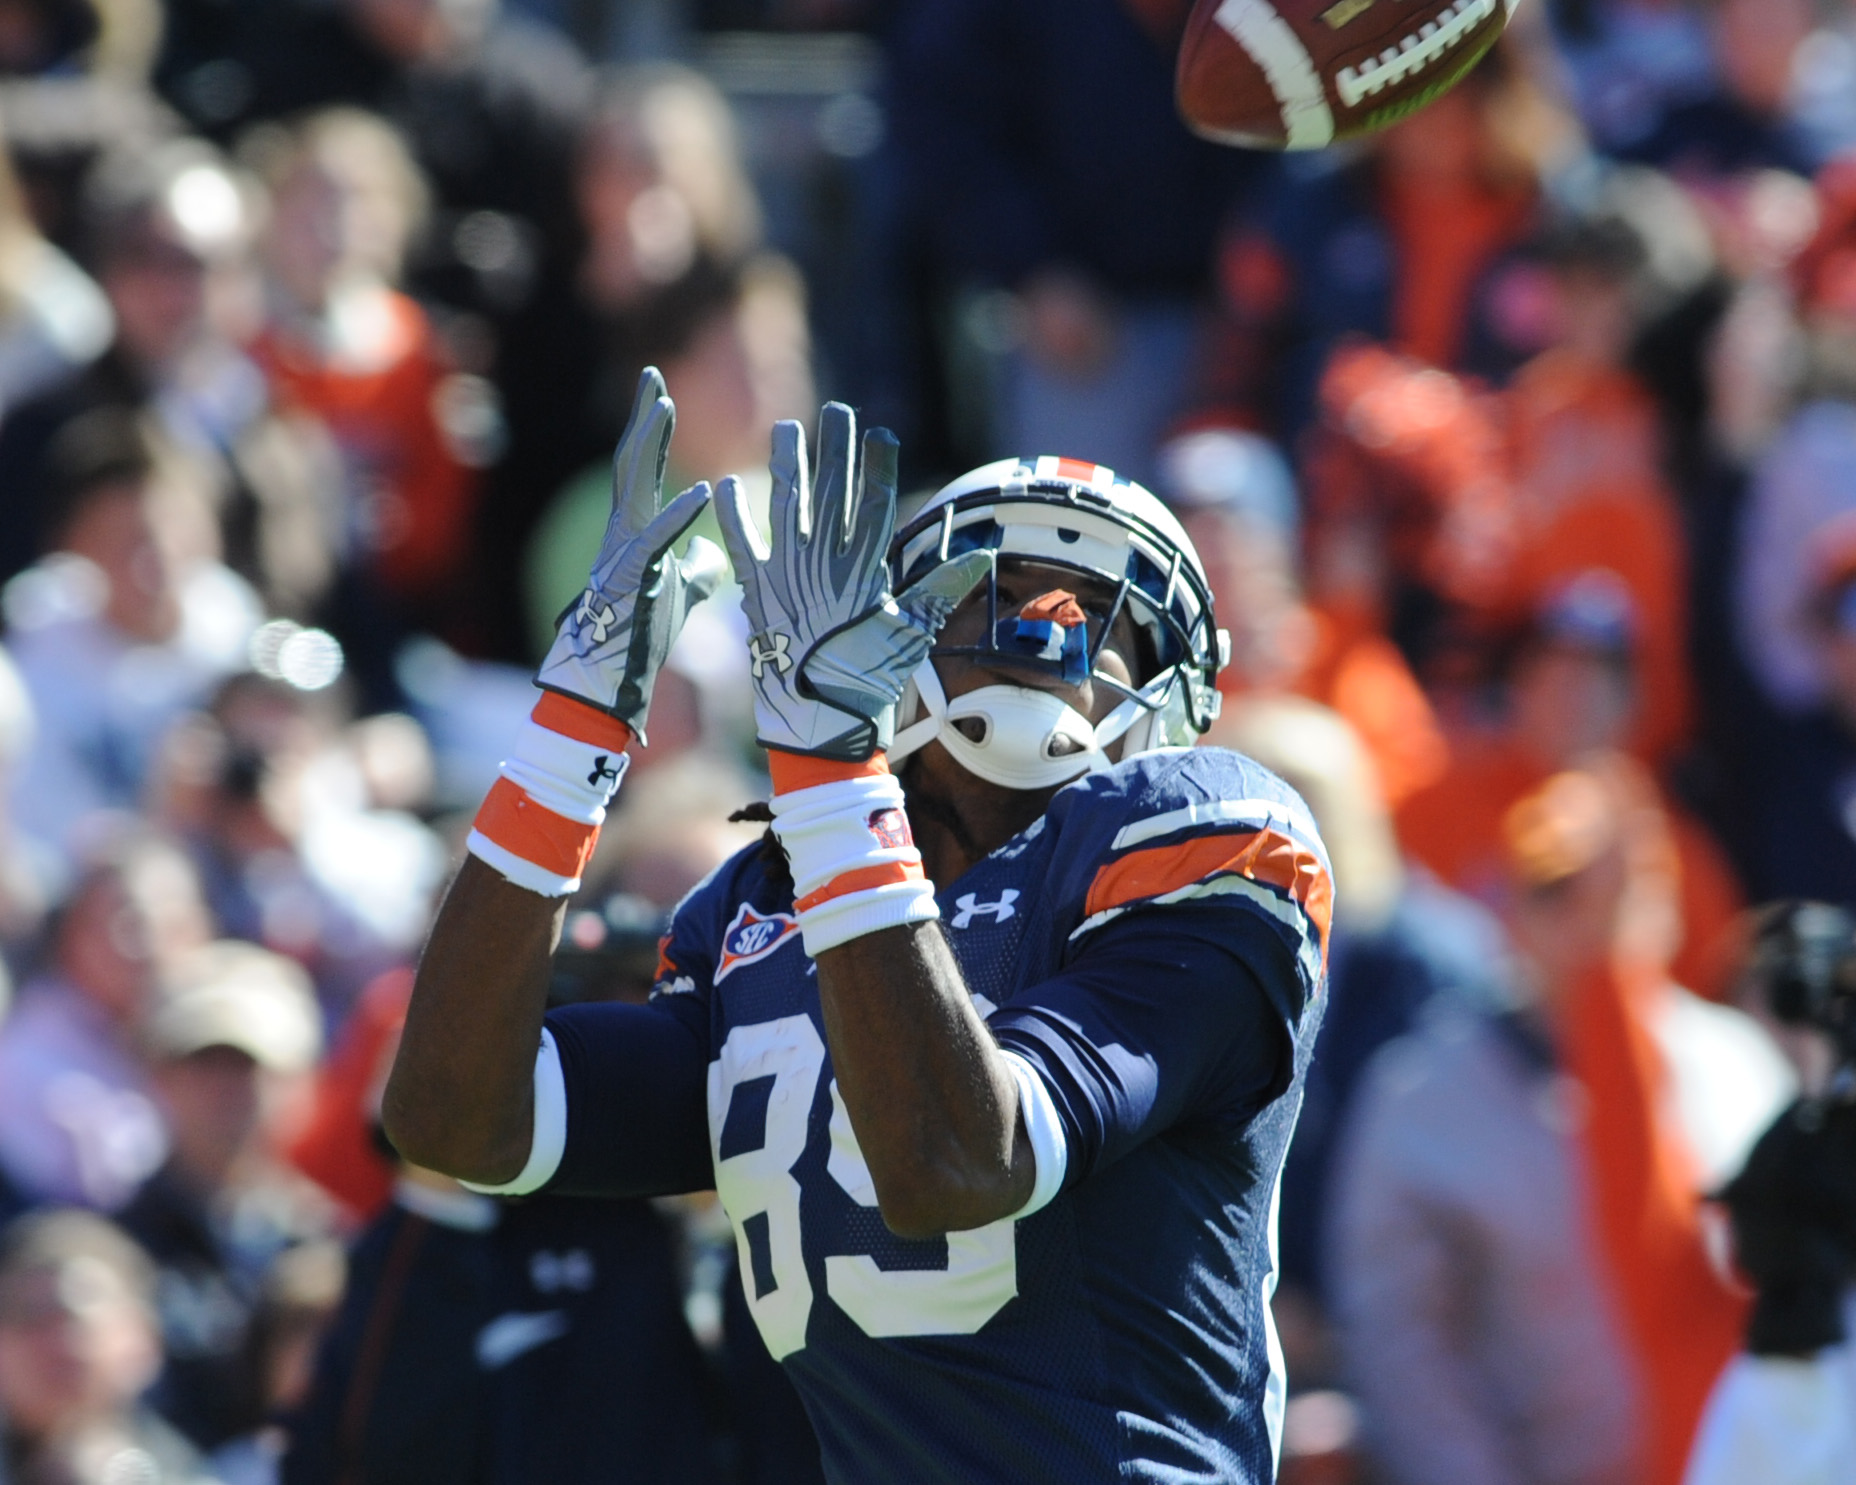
[769,750,891,794]
[532,692,634,751]
[1084,828,1334,948]
[793,859,925,913]
[474,777,601,881]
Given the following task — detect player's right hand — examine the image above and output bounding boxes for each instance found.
[535,367,726,734]
[716,403,990,762]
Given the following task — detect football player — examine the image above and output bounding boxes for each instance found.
[385,369,1331,1483]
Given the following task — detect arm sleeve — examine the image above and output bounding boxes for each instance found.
[986,901,1297,1193]
[456,999,713,1201]
[542,997,714,1197]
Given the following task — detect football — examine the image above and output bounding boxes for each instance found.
[1176,0,1517,151]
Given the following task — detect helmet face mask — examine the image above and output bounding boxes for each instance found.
[888,458,1224,786]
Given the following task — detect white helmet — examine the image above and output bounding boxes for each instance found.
[888,455,1227,791]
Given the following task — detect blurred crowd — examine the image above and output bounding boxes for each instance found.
[0,0,1853,1479]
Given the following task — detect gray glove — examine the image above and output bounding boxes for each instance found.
[536,368,725,733]
[716,403,991,761]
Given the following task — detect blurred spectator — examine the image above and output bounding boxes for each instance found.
[1160,427,1449,808]
[1197,40,1580,443]
[0,123,113,426]
[514,65,794,664]
[885,0,1261,483]
[281,1165,713,1485]
[283,962,713,1483]
[1501,178,1704,763]
[0,1208,214,1485]
[585,751,764,902]
[1300,342,1517,672]
[1680,900,1856,1485]
[206,1240,345,1485]
[0,644,49,954]
[1334,755,1791,1485]
[4,411,261,882]
[118,941,329,1453]
[161,0,596,665]
[520,258,808,654]
[0,833,211,1212]
[1737,160,1856,715]
[169,0,591,294]
[1742,514,1856,902]
[149,671,445,1020]
[1298,163,1715,757]
[1501,759,1789,1485]
[0,72,185,279]
[1328,810,1647,1484]
[1618,0,1827,180]
[1211,697,1515,1320]
[1546,0,1715,157]
[573,65,761,334]
[242,108,485,694]
[282,969,412,1223]
[0,137,339,620]
[1396,573,1745,997]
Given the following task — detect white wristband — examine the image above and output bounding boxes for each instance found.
[500,714,630,824]
[466,694,634,898]
[770,773,915,898]
[769,771,938,954]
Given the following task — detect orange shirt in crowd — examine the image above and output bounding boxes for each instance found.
[1564,958,1747,1485]
[1380,171,1536,370]
[286,968,410,1222]
[1503,352,1695,763]
[253,291,477,611]
[1294,603,1449,809]
[1397,737,1744,999]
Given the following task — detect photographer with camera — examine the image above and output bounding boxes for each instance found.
[1685,902,1856,1485]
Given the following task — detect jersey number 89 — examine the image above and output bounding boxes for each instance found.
[706,1016,1020,1360]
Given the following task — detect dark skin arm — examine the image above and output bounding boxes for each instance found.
[815,919,1035,1239]
[382,856,564,1184]
[385,563,1133,1235]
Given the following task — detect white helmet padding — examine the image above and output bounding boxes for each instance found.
[887,456,1225,790]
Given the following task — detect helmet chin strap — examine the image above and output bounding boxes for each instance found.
[889,661,1152,792]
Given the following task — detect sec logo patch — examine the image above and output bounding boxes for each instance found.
[715,902,801,982]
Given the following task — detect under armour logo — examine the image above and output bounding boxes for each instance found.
[749,632,794,678]
[951,889,1019,929]
[587,754,621,788]
[574,590,619,645]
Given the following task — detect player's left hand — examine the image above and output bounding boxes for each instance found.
[535,367,726,733]
[716,403,991,761]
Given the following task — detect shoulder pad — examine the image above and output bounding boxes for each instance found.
[1045,747,1332,980]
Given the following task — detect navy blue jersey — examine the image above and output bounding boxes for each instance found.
[539,746,1329,1484]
